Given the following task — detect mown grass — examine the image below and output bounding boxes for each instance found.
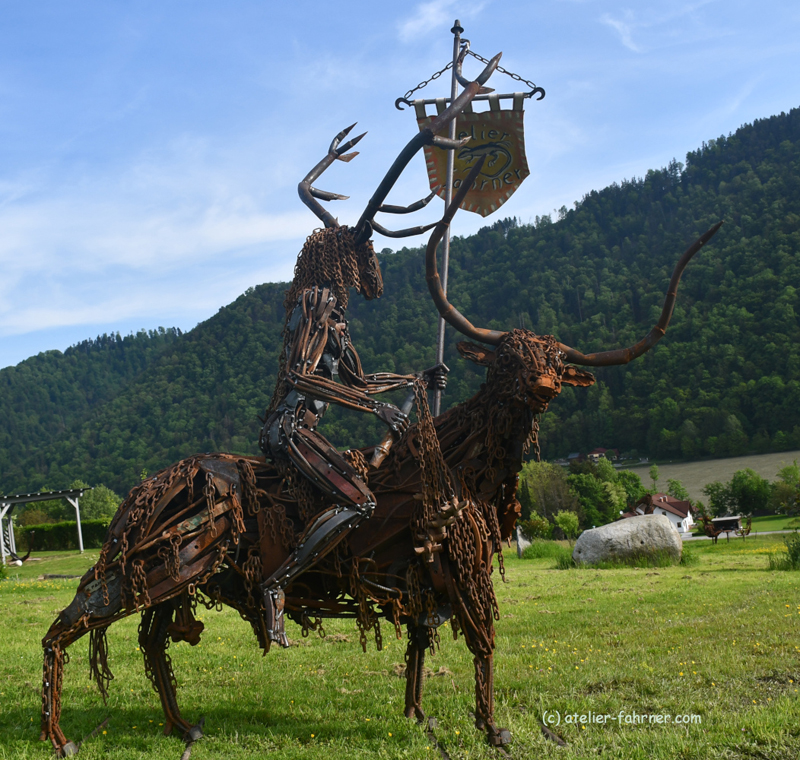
[751,515,800,533]
[1,535,799,759]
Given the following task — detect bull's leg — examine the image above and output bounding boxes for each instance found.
[403,624,429,722]
[458,612,511,747]
[472,653,510,746]
[138,603,201,741]
[41,622,87,757]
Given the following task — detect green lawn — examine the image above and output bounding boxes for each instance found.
[1,537,799,759]
[751,515,799,533]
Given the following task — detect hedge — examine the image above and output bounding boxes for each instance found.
[15,519,111,552]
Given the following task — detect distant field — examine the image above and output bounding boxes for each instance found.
[620,450,800,502]
[2,540,799,759]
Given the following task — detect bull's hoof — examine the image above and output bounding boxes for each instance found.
[405,706,428,723]
[487,727,512,747]
[426,716,438,730]
[60,741,79,756]
[184,721,204,743]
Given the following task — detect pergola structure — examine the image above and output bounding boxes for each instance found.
[0,487,92,565]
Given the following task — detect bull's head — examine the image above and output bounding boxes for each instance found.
[456,334,595,417]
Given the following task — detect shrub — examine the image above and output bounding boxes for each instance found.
[16,519,111,552]
[522,540,569,559]
[768,532,800,570]
[554,548,575,569]
[554,510,580,540]
[518,516,552,541]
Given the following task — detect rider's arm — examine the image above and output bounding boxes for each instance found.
[284,288,409,431]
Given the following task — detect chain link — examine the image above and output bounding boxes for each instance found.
[465,49,540,92]
[396,47,542,109]
[400,61,454,104]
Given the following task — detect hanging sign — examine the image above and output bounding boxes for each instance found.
[417,103,530,217]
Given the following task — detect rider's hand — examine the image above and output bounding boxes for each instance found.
[419,363,449,391]
[375,403,410,435]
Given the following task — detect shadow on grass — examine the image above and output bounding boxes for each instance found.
[2,699,427,756]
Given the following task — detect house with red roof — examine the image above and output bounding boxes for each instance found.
[621,493,695,534]
[588,447,620,462]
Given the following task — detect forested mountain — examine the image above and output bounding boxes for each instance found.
[1,106,799,497]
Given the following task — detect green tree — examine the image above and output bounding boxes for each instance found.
[703,481,735,517]
[518,515,552,541]
[519,461,580,521]
[567,473,610,527]
[617,470,646,505]
[554,510,580,541]
[770,460,800,515]
[649,464,660,492]
[517,477,534,521]
[728,469,771,514]
[69,480,121,520]
[666,478,691,502]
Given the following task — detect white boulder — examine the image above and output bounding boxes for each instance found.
[572,515,682,565]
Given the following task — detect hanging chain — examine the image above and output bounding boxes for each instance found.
[396,48,544,110]
[395,61,454,109]
[464,48,542,93]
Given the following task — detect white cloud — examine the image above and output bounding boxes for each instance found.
[601,1,721,54]
[397,0,488,44]
[398,1,457,43]
[601,11,642,53]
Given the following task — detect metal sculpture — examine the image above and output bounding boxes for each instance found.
[699,514,723,543]
[39,50,723,757]
[736,515,753,540]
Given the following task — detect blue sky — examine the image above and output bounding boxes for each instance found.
[1,0,798,368]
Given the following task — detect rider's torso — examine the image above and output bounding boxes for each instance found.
[262,287,355,459]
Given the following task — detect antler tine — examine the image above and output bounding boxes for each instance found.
[372,220,438,238]
[379,188,439,215]
[329,123,356,153]
[559,221,724,366]
[425,156,506,346]
[298,124,367,228]
[371,188,440,237]
[354,53,502,244]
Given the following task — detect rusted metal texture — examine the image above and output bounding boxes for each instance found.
[40,48,721,758]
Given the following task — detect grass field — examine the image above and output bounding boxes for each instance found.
[1,539,799,759]
[620,449,800,503]
[750,515,799,533]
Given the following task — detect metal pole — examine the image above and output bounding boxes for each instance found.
[8,511,16,555]
[67,496,84,553]
[433,19,463,417]
[0,503,10,565]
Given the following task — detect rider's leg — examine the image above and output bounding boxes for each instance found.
[261,427,375,646]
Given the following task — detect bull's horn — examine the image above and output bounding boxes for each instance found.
[425,156,506,346]
[559,221,723,366]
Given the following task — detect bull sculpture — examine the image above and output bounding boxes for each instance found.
[39,50,722,757]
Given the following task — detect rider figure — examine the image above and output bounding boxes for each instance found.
[258,225,446,646]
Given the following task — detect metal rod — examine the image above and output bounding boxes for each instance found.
[0,503,9,566]
[433,19,463,417]
[410,91,537,107]
[67,496,84,554]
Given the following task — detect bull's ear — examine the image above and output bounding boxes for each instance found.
[457,341,496,366]
[562,366,595,387]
